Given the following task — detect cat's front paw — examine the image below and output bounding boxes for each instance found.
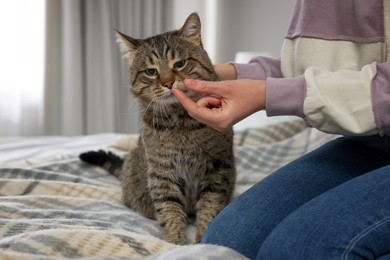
[195,226,206,244]
[168,236,187,245]
[160,216,187,245]
[163,230,187,245]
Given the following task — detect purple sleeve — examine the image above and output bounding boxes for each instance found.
[372,62,390,136]
[265,76,306,118]
[265,62,390,137]
[232,56,306,120]
[232,56,282,80]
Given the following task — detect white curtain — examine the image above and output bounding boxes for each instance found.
[44,0,174,135]
[1,0,295,137]
[0,0,45,136]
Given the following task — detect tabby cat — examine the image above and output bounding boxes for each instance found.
[80,13,236,245]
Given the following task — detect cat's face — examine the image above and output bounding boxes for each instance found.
[116,13,217,108]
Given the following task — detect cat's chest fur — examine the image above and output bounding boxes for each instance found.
[142,119,210,175]
[141,118,218,215]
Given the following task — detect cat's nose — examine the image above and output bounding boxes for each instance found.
[163,82,174,89]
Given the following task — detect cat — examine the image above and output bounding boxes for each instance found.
[79,13,236,245]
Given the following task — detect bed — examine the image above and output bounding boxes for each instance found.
[0,120,337,259]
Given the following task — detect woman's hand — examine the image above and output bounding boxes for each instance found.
[172,79,266,131]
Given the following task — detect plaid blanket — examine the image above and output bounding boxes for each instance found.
[0,120,337,259]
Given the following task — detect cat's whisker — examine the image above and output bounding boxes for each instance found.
[127,97,141,112]
[141,98,155,121]
[127,92,149,111]
[157,100,166,127]
[122,92,154,116]
[152,98,163,128]
[160,99,173,125]
[127,97,139,112]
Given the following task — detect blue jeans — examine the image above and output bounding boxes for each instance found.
[202,136,390,259]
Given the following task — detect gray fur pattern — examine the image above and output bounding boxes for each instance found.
[104,13,235,245]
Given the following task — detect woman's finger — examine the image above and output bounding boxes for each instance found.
[196,96,222,108]
[183,79,229,97]
[171,88,199,112]
[172,88,221,123]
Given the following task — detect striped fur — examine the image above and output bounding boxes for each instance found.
[112,13,236,245]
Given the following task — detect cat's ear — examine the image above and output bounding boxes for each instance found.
[178,13,202,45]
[115,30,141,61]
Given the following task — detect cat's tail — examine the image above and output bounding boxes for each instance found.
[79,150,123,178]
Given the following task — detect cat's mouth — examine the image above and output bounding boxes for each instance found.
[155,87,196,105]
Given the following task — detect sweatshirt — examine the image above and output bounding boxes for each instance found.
[233,0,390,136]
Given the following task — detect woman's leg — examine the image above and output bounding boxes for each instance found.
[201,136,389,259]
[258,164,390,260]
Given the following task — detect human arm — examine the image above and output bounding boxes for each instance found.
[174,61,390,136]
[213,64,237,80]
[214,56,282,81]
[178,56,280,131]
[173,56,280,131]
[232,56,283,80]
[172,79,265,132]
[172,57,281,131]
[266,62,390,136]
[224,55,390,136]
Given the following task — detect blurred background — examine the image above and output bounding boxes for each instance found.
[0,0,295,136]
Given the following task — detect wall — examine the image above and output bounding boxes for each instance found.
[213,0,295,62]
[172,0,296,63]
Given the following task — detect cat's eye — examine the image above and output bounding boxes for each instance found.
[145,68,158,76]
[174,60,186,69]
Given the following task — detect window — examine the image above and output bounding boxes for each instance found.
[0,0,46,136]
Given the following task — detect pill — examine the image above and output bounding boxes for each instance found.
[173,80,186,90]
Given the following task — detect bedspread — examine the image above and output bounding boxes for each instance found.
[0,120,338,259]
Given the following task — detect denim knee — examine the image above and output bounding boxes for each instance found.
[201,203,263,260]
